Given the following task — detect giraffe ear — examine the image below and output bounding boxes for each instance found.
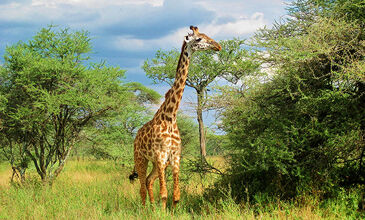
[184,35,192,43]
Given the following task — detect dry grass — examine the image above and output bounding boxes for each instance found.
[0,159,362,219]
[0,164,11,188]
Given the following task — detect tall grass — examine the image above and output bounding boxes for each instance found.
[0,159,363,219]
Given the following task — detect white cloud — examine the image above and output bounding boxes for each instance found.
[196,0,287,18]
[201,12,266,39]
[0,0,164,28]
[31,0,164,8]
[0,0,272,49]
[112,12,266,52]
[113,37,147,51]
[111,27,185,52]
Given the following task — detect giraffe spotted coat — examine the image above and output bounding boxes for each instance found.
[131,26,221,210]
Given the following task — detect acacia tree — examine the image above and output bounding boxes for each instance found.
[0,26,142,184]
[143,39,258,162]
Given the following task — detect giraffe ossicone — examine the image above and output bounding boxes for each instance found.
[130,26,221,210]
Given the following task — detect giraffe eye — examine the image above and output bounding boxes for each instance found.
[196,38,202,42]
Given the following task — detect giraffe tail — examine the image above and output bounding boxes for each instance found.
[129,167,138,183]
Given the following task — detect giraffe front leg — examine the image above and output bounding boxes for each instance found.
[172,155,181,208]
[157,160,168,210]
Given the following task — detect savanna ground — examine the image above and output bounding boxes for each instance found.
[0,158,360,220]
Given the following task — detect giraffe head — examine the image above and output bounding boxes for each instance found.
[184,26,221,52]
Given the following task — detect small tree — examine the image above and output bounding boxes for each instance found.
[0,26,132,184]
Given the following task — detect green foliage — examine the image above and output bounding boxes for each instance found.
[0,26,156,183]
[313,0,365,22]
[218,0,365,203]
[176,113,199,156]
[205,132,229,156]
[76,82,161,161]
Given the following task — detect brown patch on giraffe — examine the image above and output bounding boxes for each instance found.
[171,134,180,141]
[161,134,170,139]
[165,116,172,122]
[175,88,182,95]
[166,106,173,113]
[171,96,176,103]
[161,123,167,132]
[165,89,171,99]
[179,78,184,85]
[171,140,179,146]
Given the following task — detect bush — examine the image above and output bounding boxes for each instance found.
[217,0,365,203]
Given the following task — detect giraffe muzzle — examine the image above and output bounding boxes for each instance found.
[212,41,222,51]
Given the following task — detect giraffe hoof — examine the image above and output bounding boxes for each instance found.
[173,200,179,208]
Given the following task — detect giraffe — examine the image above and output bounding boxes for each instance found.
[129,26,221,209]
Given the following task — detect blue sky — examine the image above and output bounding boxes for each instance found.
[0,0,290,128]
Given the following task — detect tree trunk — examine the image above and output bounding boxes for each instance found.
[196,90,207,163]
[51,140,74,183]
[11,167,26,184]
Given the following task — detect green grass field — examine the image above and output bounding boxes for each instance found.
[0,159,362,219]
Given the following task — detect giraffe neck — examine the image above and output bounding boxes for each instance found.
[154,42,191,122]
